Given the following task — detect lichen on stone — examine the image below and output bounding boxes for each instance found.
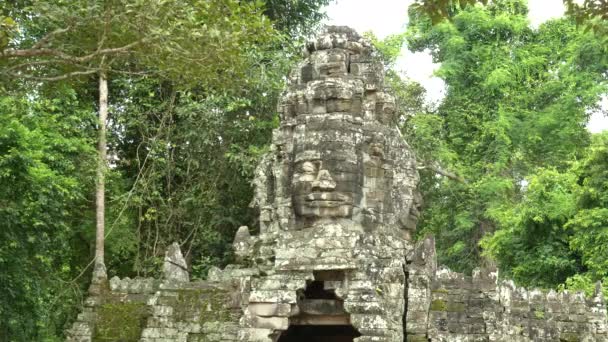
[93,303,149,342]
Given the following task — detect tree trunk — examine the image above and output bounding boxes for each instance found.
[91,71,108,288]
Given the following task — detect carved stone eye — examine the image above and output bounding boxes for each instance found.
[302,161,315,174]
[370,143,384,158]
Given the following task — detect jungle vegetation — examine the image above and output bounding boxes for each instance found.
[0,0,607,340]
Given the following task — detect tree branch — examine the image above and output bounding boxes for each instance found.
[1,39,145,63]
[417,162,467,184]
[1,47,77,60]
[4,69,99,81]
[31,27,71,49]
[3,59,72,73]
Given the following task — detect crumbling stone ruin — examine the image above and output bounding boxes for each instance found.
[67,26,608,342]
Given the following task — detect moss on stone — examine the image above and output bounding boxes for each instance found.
[446,301,466,312]
[430,299,447,311]
[431,288,449,294]
[560,332,581,342]
[407,334,429,342]
[93,303,149,342]
[430,299,467,312]
[172,287,235,325]
[534,309,545,319]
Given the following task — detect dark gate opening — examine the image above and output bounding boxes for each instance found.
[277,270,360,342]
[277,325,361,342]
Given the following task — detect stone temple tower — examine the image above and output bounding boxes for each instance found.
[67,26,607,342]
[238,25,421,341]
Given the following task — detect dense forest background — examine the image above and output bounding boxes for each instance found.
[1,0,607,340]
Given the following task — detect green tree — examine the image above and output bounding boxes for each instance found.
[406,0,608,276]
[0,87,97,340]
[1,0,277,285]
[480,168,582,287]
[481,132,608,291]
[410,0,608,28]
[261,0,332,38]
[564,132,608,288]
[104,1,333,277]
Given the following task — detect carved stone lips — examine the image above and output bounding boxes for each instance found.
[305,192,352,207]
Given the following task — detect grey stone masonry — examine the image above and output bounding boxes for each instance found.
[66,26,607,342]
[408,236,608,342]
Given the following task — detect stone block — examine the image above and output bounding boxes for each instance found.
[249,316,288,330]
[248,303,292,317]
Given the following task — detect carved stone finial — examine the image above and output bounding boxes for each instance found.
[162,242,189,283]
[595,281,605,304]
[88,261,108,296]
[233,226,253,263]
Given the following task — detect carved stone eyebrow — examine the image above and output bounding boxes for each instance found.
[300,161,316,173]
[294,150,321,163]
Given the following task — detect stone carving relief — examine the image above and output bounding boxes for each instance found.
[253,26,420,240]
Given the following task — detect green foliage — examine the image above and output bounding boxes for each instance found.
[0,16,17,50]
[566,133,608,279]
[410,0,489,24]
[565,0,608,47]
[365,31,408,67]
[82,0,327,281]
[560,273,608,298]
[1,0,278,89]
[260,0,331,38]
[480,169,582,287]
[481,133,608,289]
[0,87,97,340]
[413,0,608,35]
[110,80,283,277]
[406,0,608,278]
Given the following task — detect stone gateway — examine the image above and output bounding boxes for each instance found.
[67,26,608,342]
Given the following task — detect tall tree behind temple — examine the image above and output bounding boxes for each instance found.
[410,0,608,40]
[481,132,608,292]
[405,0,608,281]
[2,0,277,279]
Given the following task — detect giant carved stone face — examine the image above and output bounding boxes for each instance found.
[254,26,421,237]
[289,112,403,231]
[292,143,358,222]
[293,158,353,218]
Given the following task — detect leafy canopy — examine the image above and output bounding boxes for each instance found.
[406,0,608,278]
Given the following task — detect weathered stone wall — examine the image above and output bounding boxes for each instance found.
[66,26,608,342]
[67,239,608,342]
[427,271,608,342]
[408,236,608,342]
[67,276,245,342]
[67,246,248,342]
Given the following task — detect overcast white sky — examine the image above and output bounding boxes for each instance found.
[323,0,608,133]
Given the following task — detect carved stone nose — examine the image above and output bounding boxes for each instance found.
[312,169,336,191]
